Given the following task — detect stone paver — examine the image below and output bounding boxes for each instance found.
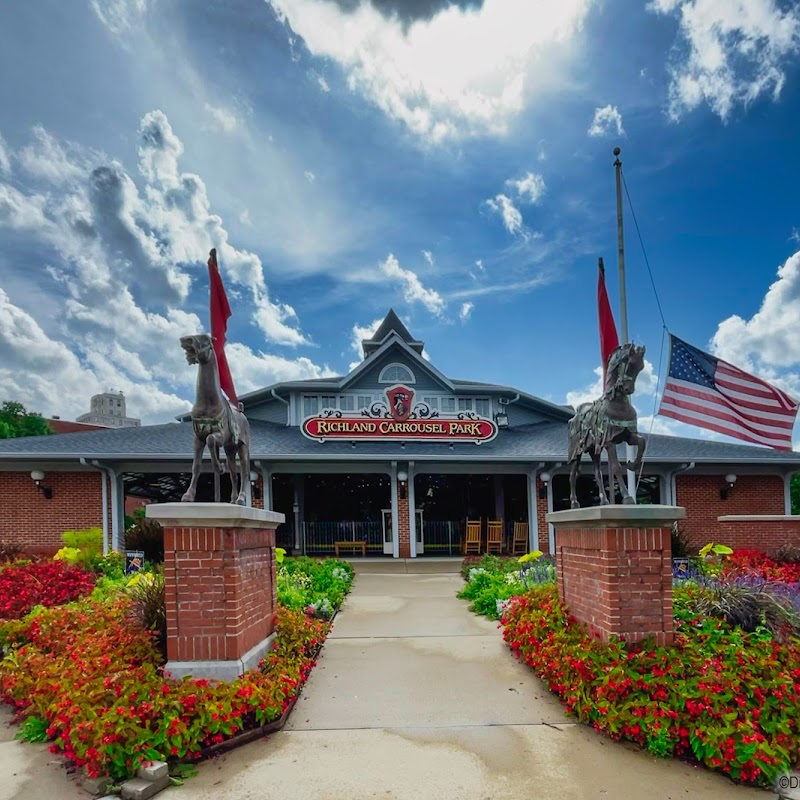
[169,564,776,800]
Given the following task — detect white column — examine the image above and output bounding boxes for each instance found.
[390,462,399,559]
[258,466,273,510]
[546,478,555,553]
[785,472,794,515]
[526,468,538,551]
[408,461,417,558]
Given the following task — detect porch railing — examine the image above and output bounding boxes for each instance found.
[422,519,522,555]
[301,521,384,555]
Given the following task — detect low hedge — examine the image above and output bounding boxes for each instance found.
[503,585,800,786]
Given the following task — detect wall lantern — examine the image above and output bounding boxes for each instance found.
[397,469,408,500]
[30,469,53,500]
[720,473,737,500]
[494,410,509,429]
[538,471,551,500]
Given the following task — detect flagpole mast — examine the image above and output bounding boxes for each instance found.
[614,146,636,500]
[614,147,628,343]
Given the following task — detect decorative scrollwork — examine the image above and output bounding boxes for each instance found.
[361,402,391,419]
[457,411,480,420]
[409,403,439,419]
[320,408,343,419]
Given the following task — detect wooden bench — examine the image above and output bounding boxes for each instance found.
[334,540,367,557]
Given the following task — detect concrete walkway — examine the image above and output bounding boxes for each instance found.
[171,561,774,800]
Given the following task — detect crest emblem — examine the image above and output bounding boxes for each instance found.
[386,385,414,422]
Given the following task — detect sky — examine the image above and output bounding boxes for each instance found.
[2,0,800,448]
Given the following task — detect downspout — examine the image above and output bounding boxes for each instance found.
[784,471,795,516]
[669,462,695,507]
[80,458,109,556]
[271,389,291,426]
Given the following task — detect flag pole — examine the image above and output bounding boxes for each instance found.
[614,146,636,500]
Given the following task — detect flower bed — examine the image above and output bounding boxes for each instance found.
[501,585,800,786]
[277,556,353,618]
[0,553,354,784]
[0,560,96,620]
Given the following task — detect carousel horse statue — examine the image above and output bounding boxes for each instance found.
[179,333,251,505]
[566,342,647,509]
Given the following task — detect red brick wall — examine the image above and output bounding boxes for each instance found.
[716,518,800,554]
[555,525,673,646]
[676,474,785,551]
[163,524,276,664]
[398,479,411,558]
[0,471,104,557]
[535,478,548,553]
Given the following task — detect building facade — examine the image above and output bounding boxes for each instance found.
[77,391,141,428]
[0,310,798,558]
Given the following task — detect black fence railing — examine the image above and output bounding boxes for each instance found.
[302,521,384,555]
[422,520,522,555]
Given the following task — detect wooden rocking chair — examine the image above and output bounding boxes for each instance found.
[486,520,503,554]
[462,519,482,555]
[512,522,529,555]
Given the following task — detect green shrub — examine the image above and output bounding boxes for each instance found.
[124,518,164,565]
[671,522,691,558]
[126,569,166,659]
[458,570,523,619]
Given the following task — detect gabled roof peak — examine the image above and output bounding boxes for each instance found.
[362,309,424,358]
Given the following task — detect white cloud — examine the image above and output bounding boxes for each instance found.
[649,0,800,121]
[422,249,434,266]
[566,358,659,409]
[348,318,383,371]
[379,254,445,315]
[475,259,484,271]
[0,114,326,422]
[239,208,253,226]
[309,69,331,92]
[204,103,240,133]
[587,104,625,137]
[268,0,594,141]
[459,301,474,322]
[0,135,10,176]
[711,251,800,397]
[506,171,546,204]
[486,193,523,236]
[89,0,148,38]
[304,170,316,183]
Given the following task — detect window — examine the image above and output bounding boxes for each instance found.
[357,394,372,410]
[303,396,319,418]
[321,395,336,410]
[378,363,415,384]
[339,395,355,411]
[457,398,472,411]
[475,399,490,417]
[440,397,455,413]
[422,396,438,411]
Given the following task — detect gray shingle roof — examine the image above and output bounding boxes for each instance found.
[0,420,798,465]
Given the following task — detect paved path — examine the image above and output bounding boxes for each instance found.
[171,563,775,800]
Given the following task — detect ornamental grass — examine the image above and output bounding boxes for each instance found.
[0,598,326,780]
[502,585,800,786]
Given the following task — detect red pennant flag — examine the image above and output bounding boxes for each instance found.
[597,257,619,381]
[208,248,238,406]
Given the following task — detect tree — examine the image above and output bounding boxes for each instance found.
[792,473,800,516]
[0,401,53,439]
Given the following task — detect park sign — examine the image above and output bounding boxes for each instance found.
[301,384,498,444]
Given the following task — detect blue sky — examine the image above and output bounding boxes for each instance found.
[1,0,800,447]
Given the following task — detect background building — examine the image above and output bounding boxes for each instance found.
[77,392,141,428]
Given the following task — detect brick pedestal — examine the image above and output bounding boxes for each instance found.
[146,503,285,681]
[547,505,685,646]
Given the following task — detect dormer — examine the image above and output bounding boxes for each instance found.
[361,309,425,358]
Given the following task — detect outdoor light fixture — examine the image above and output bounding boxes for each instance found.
[539,471,551,500]
[494,410,509,429]
[720,473,737,500]
[30,470,53,500]
[397,469,408,499]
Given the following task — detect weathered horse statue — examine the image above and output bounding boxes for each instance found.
[180,333,250,505]
[567,342,647,509]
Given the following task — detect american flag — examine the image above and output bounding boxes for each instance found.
[658,334,799,450]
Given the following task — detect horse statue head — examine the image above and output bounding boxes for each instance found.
[604,342,646,397]
[180,334,215,366]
